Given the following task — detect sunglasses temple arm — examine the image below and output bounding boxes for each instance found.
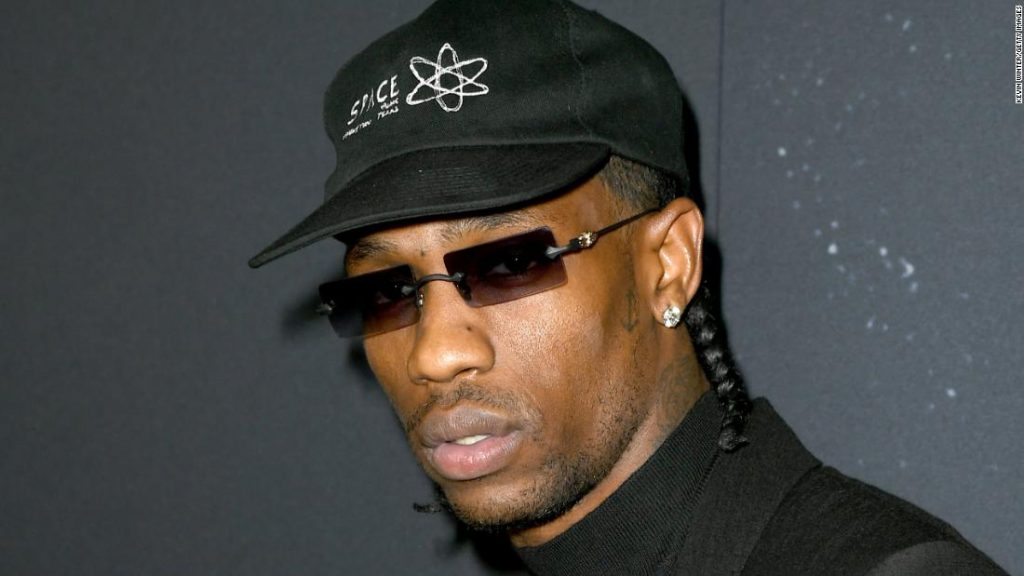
[596,207,659,236]
[544,208,659,259]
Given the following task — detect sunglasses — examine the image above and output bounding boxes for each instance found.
[316,208,657,338]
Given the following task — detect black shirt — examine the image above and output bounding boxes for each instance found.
[514,392,1006,576]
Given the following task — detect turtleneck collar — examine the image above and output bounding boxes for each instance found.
[515,390,723,576]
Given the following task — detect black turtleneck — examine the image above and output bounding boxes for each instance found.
[515,390,722,576]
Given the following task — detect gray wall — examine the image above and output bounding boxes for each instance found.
[2,1,1020,574]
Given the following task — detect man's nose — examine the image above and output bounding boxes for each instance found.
[406,281,495,385]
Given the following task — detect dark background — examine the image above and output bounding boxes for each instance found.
[2,1,1021,574]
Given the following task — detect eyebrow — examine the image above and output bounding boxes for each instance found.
[345,211,546,267]
[344,236,399,266]
[437,211,543,243]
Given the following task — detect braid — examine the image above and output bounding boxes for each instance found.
[597,155,752,451]
[682,283,751,451]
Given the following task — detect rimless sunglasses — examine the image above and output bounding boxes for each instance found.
[316,208,657,338]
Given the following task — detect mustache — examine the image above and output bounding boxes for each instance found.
[404,382,535,436]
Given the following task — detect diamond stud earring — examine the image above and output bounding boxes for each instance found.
[662,305,682,328]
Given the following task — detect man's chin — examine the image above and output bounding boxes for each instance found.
[446,495,563,534]
[429,466,601,535]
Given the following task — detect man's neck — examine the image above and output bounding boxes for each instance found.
[509,351,710,548]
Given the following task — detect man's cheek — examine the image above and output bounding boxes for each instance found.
[363,343,389,378]
[364,340,410,384]
[499,293,586,349]
[361,347,413,418]
[381,380,424,425]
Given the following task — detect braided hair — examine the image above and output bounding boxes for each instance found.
[597,156,752,451]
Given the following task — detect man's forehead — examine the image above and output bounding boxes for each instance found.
[344,209,548,268]
[342,176,612,270]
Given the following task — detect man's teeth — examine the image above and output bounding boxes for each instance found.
[452,434,490,446]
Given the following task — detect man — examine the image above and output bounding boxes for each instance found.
[248,0,1007,573]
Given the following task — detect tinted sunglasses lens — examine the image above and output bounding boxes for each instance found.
[318,266,418,338]
[444,228,567,307]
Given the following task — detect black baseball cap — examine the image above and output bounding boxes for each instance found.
[248,0,686,269]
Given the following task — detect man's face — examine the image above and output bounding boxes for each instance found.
[345,178,662,532]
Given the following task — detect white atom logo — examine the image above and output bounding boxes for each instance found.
[406,43,489,112]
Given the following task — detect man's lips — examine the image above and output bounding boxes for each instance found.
[417,408,523,481]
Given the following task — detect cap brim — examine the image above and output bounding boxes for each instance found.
[247,142,610,268]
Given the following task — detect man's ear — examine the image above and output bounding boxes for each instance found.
[637,197,704,318]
